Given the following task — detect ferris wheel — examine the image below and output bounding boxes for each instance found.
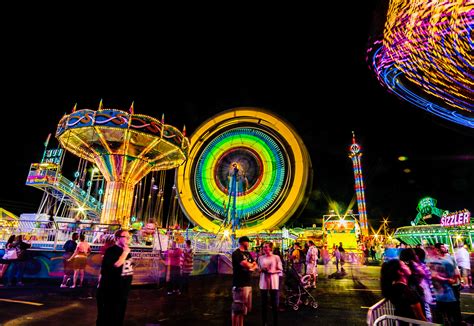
[176,108,312,237]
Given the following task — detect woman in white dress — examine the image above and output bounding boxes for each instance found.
[257,241,283,326]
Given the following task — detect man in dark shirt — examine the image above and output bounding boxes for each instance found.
[231,236,257,326]
[60,232,78,287]
[96,229,134,326]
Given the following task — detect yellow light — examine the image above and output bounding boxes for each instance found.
[398,156,408,161]
[176,108,310,236]
[223,229,230,238]
[403,168,411,173]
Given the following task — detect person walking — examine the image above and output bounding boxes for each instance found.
[454,242,472,288]
[8,235,31,286]
[181,239,194,294]
[429,243,462,324]
[333,245,341,273]
[291,242,303,274]
[60,232,78,288]
[0,235,17,286]
[305,240,319,288]
[321,245,330,277]
[257,241,283,326]
[166,241,182,295]
[68,233,91,288]
[96,229,134,326]
[231,236,258,326]
[338,242,346,273]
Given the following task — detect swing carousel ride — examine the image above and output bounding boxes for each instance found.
[176,108,312,238]
[54,102,189,228]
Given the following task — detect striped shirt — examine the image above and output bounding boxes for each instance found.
[182,247,194,274]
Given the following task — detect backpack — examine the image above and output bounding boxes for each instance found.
[298,249,306,264]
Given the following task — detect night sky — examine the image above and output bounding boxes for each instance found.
[1,2,473,231]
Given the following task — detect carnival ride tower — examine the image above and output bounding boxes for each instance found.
[55,102,189,228]
[349,132,368,236]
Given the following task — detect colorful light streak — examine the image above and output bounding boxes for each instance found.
[368,0,473,128]
[176,108,312,236]
[195,128,286,220]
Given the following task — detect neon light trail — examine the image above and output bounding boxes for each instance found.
[349,132,368,236]
[176,108,312,237]
[368,0,473,128]
[56,102,189,227]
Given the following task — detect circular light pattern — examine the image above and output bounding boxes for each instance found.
[195,127,286,221]
[176,108,312,236]
[368,0,473,128]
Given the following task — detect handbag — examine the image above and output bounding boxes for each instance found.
[2,247,18,260]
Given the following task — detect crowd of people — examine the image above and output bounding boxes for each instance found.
[231,237,334,326]
[2,231,473,325]
[381,242,472,325]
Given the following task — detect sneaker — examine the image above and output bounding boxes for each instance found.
[70,285,76,288]
[60,284,68,288]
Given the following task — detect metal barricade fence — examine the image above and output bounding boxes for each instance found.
[372,315,441,326]
[367,299,440,326]
[367,299,395,325]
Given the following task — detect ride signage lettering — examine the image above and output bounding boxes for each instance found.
[440,210,471,227]
[43,148,63,165]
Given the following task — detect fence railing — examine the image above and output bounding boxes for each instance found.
[373,315,441,326]
[2,221,252,254]
[1,220,122,251]
[367,299,440,326]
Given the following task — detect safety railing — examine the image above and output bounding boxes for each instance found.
[367,299,440,326]
[373,315,441,326]
[367,299,395,325]
[0,220,125,251]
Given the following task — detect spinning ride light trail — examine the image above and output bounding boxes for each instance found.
[56,102,189,228]
[368,0,474,128]
[176,108,312,237]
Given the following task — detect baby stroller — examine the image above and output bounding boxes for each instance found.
[284,265,318,311]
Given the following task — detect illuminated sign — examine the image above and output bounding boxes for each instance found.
[325,220,355,233]
[440,210,471,227]
[43,148,63,165]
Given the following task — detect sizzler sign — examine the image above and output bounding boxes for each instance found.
[440,210,471,227]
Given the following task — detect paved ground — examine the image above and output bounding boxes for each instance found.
[0,264,473,325]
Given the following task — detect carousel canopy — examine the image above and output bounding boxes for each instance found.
[0,207,18,221]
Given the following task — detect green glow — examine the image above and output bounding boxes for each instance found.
[196,128,285,217]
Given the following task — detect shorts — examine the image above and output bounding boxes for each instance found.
[73,255,87,270]
[306,263,318,276]
[232,286,252,315]
[460,267,471,278]
[63,253,74,275]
